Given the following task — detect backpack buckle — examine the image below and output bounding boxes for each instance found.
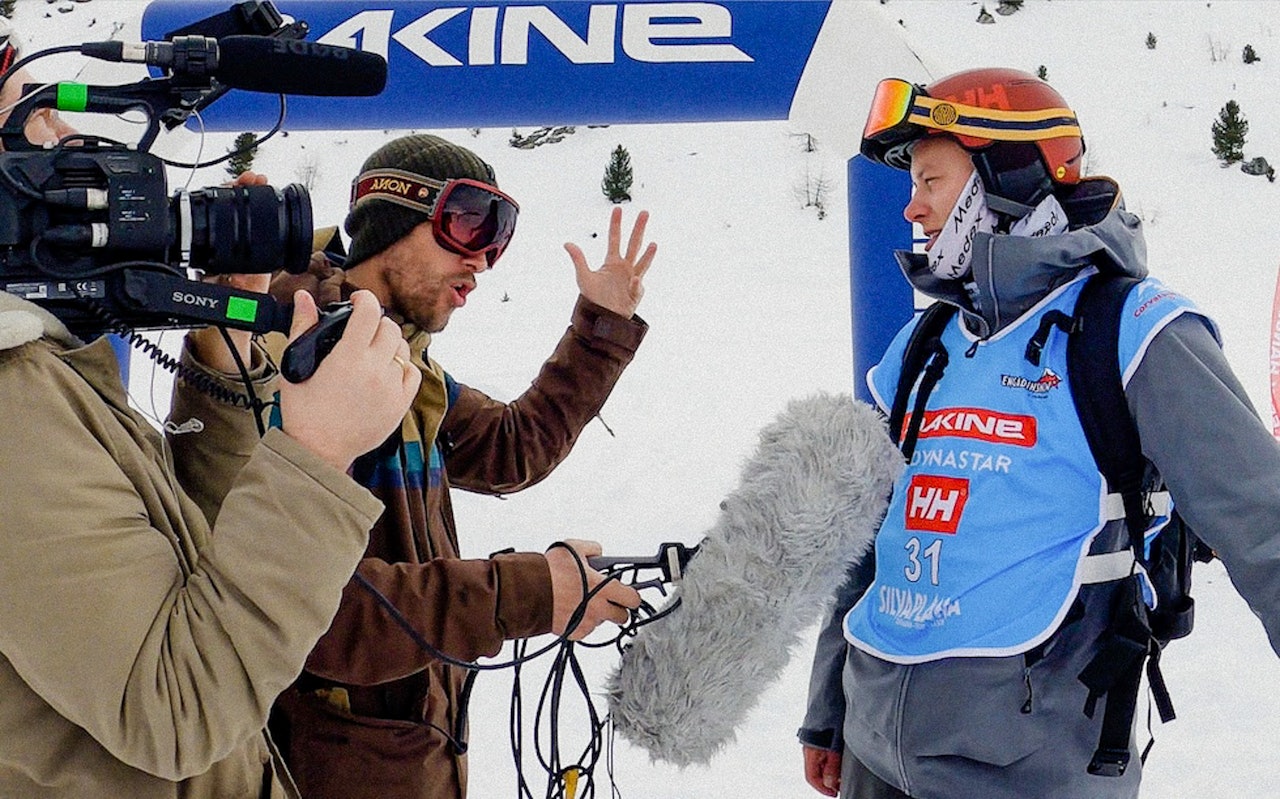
[1087,747,1130,777]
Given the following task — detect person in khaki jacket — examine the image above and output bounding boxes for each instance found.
[0,240,419,796]
[0,23,423,795]
[265,134,650,799]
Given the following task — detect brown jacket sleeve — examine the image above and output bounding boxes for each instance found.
[302,296,646,683]
[444,295,647,493]
[166,338,275,527]
[305,552,552,683]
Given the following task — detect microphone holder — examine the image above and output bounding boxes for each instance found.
[588,542,701,595]
[0,76,207,152]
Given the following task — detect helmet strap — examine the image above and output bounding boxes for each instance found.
[972,142,1055,222]
[983,193,1038,227]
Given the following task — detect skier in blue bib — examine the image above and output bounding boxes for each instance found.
[800,67,1280,799]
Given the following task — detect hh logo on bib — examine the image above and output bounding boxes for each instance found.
[905,475,970,534]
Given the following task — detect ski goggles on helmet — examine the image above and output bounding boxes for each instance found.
[350,168,519,266]
[860,77,1082,169]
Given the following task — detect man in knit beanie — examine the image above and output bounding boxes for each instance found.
[267,133,656,799]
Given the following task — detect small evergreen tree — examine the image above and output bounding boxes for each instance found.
[1243,44,1261,64]
[1211,101,1248,166]
[601,144,633,204]
[1146,32,1157,50]
[1036,65,1048,81]
[225,132,258,178]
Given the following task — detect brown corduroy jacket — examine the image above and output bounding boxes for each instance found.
[266,262,647,799]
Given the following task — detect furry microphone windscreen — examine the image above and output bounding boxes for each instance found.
[606,392,902,767]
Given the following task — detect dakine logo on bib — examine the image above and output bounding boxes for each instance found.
[904,407,1037,447]
[905,474,969,534]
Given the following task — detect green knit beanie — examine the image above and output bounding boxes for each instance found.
[344,134,497,268]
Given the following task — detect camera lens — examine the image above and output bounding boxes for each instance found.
[173,182,314,275]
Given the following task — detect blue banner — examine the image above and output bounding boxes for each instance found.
[141,0,831,130]
[848,157,914,401]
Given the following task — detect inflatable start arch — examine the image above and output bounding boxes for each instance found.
[144,0,931,398]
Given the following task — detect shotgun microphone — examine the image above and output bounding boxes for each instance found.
[606,393,902,767]
[80,36,387,97]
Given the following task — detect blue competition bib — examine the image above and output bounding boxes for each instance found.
[846,274,1211,663]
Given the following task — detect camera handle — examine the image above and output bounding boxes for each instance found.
[117,269,289,333]
[279,301,353,383]
[0,76,199,152]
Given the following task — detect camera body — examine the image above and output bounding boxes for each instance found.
[0,1,326,337]
[0,144,310,334]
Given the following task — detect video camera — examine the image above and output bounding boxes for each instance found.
[0,1,386,337]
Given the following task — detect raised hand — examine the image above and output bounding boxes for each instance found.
[564,207,657,318]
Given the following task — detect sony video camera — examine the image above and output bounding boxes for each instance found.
[0,1,385,337]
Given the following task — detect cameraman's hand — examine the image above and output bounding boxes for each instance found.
[546,539,642,640]
[230,170,268,187]
[0,66,77,149]
[278,290,419,472]
[187,272,270,373]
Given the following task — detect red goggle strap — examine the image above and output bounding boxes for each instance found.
[349,168,448,217]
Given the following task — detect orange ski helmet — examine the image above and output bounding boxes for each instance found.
[861,67,1085,208]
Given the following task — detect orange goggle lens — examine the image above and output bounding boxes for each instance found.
[863,78,918,140]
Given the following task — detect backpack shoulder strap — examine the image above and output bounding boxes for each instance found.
[888,301,957,450]
[1067,274,1147,550]
[1066,273,1187,777]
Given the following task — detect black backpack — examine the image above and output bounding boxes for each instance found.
[887,273,1213,778]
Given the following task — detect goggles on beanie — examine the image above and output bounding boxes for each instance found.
[350,168,519,266]
[860,77,1081,168]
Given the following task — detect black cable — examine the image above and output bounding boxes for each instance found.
[75,294,271,415]
[509,545,711,799]
[0,157,43,199]
[215,325,266,437]
[511,637,536,799]
[43,253,274,416]
[157,95,287,170]
[349,570,607,673]
[0,45,81,97]
[350,542,685,799]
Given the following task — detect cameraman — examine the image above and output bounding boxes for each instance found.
[0,66,421,798]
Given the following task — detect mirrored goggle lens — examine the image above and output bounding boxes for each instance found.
[436,182,519,265]
[863,78,917,141]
